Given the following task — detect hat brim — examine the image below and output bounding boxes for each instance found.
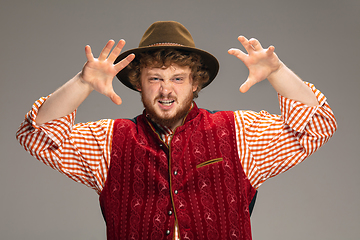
[114,45,219,91]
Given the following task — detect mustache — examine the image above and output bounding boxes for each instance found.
[154,94,177,101]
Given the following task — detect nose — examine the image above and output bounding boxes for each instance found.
[159,80,173,96]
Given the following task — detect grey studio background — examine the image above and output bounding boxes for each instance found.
[1,0,359,239]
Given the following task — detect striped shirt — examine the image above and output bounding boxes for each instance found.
[16,82,336,239]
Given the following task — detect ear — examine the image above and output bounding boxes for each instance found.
[192,82,199,92]
[135,82,142,92]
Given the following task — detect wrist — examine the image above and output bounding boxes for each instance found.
[76,72,95,93]
[267,60,285,82]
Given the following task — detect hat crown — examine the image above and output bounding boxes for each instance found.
[115,21,219,91]
[139,21,195,48]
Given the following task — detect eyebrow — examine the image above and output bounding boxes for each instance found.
[145,72,189,77]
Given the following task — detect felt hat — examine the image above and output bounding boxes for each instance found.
[115,21,219,91]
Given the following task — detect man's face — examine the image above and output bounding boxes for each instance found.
[139,64,198,130]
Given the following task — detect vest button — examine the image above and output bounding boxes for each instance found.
[174,170,178,176]
[159,144,163,147]
[166,229,171,235]
[174,190,178,194]
[168,210,173,215]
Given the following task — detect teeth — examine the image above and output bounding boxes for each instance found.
[159,100,174,106]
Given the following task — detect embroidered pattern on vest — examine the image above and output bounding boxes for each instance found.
[100,104,256,240]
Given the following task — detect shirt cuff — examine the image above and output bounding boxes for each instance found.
[278,82,326,133]
[26,95,77,146]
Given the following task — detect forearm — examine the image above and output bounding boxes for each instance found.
[36,72,93,125]
[267,62,319,106]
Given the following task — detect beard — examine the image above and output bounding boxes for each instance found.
[141,92,193,128]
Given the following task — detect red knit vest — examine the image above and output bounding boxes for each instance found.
[99,104,256,240]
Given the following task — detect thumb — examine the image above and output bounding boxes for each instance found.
[108,90,122,105]
[239,78,253,93]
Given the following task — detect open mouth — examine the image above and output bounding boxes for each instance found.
[158,100,175,106]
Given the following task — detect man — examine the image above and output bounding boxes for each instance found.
[16,21,337,239]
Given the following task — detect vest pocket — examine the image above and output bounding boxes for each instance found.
[196,158,223,169]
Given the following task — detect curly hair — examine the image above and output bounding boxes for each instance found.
[127,49,209,98]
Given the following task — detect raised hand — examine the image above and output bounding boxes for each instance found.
[80,39,135,104]
[228,36,282,93]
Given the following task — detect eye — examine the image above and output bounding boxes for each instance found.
[150,77,160,81]
[173,77,183,82]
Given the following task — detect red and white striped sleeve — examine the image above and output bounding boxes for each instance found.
[16,96,114,194]
[234,82,337,189]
